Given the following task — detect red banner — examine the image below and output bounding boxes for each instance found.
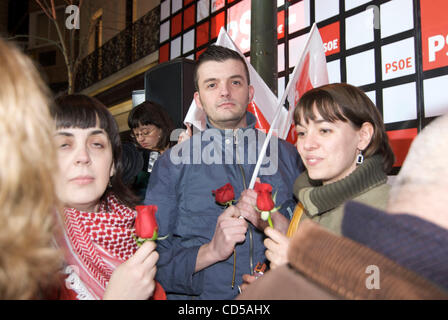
[421,0,448,71]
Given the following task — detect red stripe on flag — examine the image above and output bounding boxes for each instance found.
[286,123,297,145]
[294,53,314,107]
[287,53,314,145]
[247,101,271,133]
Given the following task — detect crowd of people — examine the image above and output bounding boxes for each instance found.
[0,36,446,300]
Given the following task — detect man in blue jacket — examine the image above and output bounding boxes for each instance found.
[144,45,301,299]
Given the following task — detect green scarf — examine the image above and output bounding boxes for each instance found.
[293,155,387,217]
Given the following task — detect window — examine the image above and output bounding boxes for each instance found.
[28,6,66,48]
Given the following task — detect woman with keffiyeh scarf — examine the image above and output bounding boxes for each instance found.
[51,94,165,300]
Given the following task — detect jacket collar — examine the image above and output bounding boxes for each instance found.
[342,201,448,291]
[289,219,448,299]
[205,111,257,133]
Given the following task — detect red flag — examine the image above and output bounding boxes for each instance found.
[295,54,314,104]
[247,101,271,133]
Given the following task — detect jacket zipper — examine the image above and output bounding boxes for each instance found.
[234,129,254,275]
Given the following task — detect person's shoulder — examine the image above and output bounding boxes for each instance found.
[274,137,301,163]
[354,181,390,210]
[342,201,387,228]
[256,130,296,151]
[277,137,297,152]
[154,140,194,173]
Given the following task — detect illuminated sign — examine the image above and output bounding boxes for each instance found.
[421,0,448,71]
[319,22,340,56]
[227,0,251,52]
[381,37,415,81]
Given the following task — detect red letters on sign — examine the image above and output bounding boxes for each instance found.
[385,57,413,73]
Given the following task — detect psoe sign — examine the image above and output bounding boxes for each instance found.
[421,0,448,71]
[427,34,448,63]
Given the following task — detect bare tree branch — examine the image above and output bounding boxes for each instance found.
[7,35,63,52]
[35,0,54,21]
[50,0,56,19]
[31,0,120,93]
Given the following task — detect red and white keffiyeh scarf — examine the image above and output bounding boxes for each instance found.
[61,194,139,299]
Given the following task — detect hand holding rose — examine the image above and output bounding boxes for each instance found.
[103,241,159,300]
[237,180,289,234]
[264,227,290,270]
[128,205,167,300]
[195,205,248,272]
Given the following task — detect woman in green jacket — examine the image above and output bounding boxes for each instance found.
[239,83,395,283]
[265,82,395,269]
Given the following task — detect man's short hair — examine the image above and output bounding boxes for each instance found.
[194,45,250,91]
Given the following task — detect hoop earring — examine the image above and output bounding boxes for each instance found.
[108,179,113,188]
[356,151,364,165]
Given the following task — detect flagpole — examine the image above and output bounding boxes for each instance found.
[248,97,283,189]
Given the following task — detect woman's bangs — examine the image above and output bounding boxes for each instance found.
[295,92,347,125]
[314,98,347,123]
[55,105,109,132]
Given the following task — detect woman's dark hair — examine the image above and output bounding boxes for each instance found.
[52,94,139,208]
[121,142,144,186]
[294,83,395,173]
[127,100,175,151]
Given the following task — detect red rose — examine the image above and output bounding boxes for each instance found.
[135,205,158,240]
[212,183,235,206]
[254,182,275,212]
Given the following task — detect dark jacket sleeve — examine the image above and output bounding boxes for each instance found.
[274,139,303,219]
[144,151,205,295]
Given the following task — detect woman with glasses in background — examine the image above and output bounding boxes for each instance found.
[126,101,175,201]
